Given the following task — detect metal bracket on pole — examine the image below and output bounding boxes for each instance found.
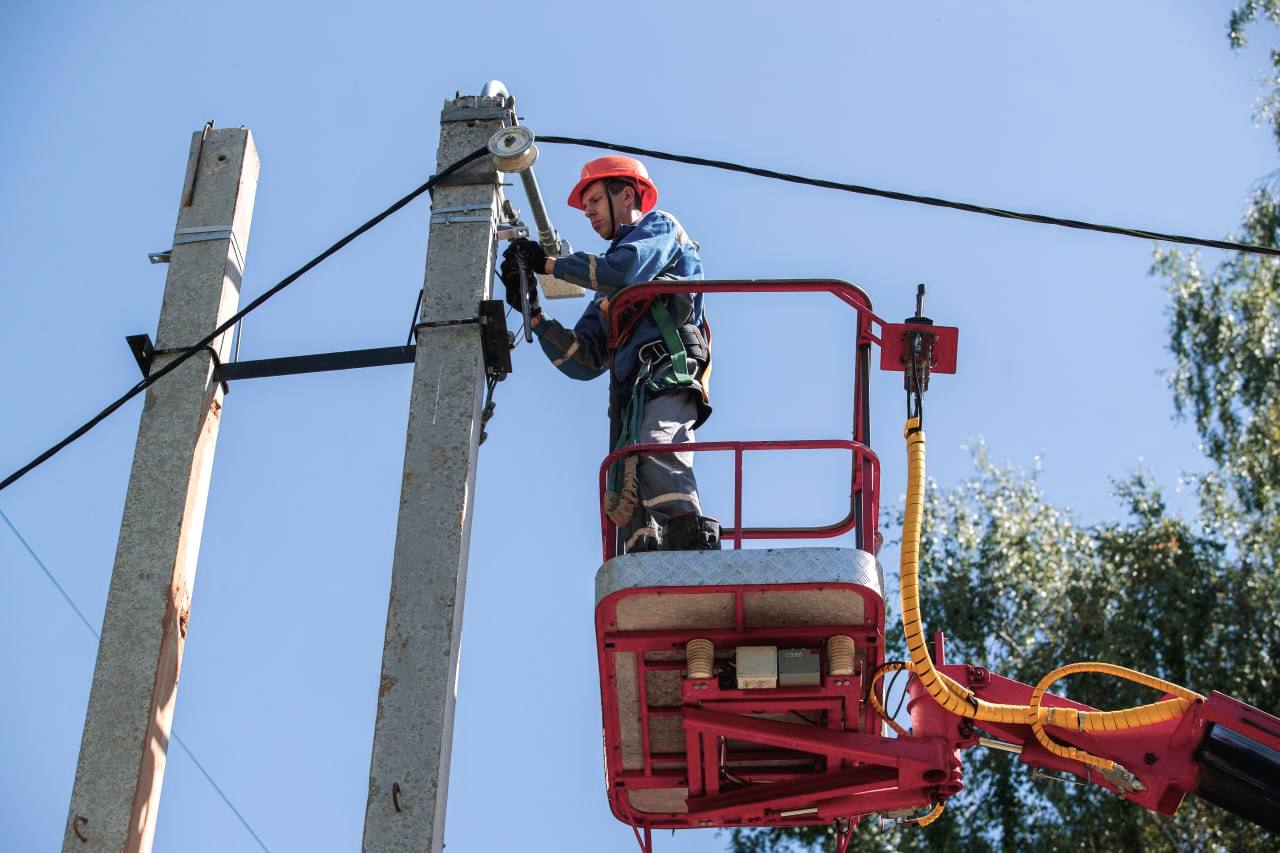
[125,333,156,377]
[148,224,247,270]
[124,333,230,393]
[478,299,513,378]
[430,204,497,226]
[440,105,510,123]
[123,301,513,386]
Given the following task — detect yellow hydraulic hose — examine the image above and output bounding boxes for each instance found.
[865,661,946,824]
[900,419,1047,726]
[912,802,945,827]
[868,662,913,737]
[1028,662,1198,770]
[898,417,1204,774]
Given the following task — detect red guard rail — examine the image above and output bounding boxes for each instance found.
[600,279,885,562]
[598,440,880,562]
[606,278,884,346]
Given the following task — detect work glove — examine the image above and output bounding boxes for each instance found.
[499,240,542,316]
[509,237,548,274]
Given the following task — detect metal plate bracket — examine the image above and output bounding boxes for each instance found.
[478,299,512,378]
[126,333,156,377]
[430,203,496,226]
[148,224,246,270]
[878,323,959,374]
[440,105,511,123]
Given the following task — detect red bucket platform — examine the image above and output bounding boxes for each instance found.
[591,280,961,850]
[594,549,963,849]
[590,280,1280,849]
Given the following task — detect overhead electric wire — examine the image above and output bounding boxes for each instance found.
[11,130,1275,494]
[539,135,1280,258]
[0,506,272,852]
[0,147,490,494]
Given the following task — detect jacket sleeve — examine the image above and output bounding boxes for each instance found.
[532,298,610,381]
[550,213,684,296]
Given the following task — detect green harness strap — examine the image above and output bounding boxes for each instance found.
[648,298,695,388]
[606,298,698,500]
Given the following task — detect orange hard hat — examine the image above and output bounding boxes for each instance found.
[567,156,659,213]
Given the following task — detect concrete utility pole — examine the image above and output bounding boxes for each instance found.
[63,127,258,852]
[362,91,507,851]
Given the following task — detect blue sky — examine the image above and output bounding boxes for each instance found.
[2,2,1276,851]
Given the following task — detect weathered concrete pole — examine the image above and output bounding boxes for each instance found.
[63,127,259,852]
[362,93,507,851]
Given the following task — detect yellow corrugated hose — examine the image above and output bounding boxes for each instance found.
[868,662,913,738]
[898,417,1203,774]
[912,802,946,827]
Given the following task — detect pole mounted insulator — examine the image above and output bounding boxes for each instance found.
[486,126,575,266]
[488,126,538,173]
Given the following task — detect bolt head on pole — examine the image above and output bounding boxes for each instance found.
[488,126,538,173]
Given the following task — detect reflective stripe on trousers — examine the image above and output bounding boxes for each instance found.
[620,390,702,552]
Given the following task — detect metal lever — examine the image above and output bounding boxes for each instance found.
[497,201,534,343]
[514,252,534,343]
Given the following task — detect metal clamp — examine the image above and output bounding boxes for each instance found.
[125,333,230,394]
[431,215,493,225]
[429,204,496,227]
[496,223,529,241]
[440,105,511,124]
[416,317,481,331]
[410,301,512,379]
[149,224,246,270]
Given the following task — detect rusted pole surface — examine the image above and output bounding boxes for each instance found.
[63,126,259,852]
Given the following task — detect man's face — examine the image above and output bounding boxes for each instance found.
[580,180,632,239]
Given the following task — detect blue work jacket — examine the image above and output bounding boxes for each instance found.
[532,210,704,388]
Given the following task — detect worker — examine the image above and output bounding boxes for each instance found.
[500,156,718,553]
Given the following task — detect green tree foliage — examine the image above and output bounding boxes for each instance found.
[732,459,1273,852]
[727,7,1280,851]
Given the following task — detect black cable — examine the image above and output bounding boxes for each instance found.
[539,135,1280,258]
[0,147,490,493]
[888,667,911,723]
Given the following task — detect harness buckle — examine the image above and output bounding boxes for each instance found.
[638,339,668,364]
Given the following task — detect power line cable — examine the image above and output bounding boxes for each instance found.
[0,506,272,852]
[539,135,1280,258]
[13,131,1271,494]
[0,147,490,494]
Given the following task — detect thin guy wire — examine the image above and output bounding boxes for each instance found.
[0,147,490,494]
[538,135,1280,258]
[1,506,272,853]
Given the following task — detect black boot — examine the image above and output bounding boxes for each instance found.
[664,514,722,551]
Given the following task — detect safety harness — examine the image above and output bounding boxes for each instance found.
[603,298,711,526]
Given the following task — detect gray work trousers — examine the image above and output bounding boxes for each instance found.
[620,390,702,552]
